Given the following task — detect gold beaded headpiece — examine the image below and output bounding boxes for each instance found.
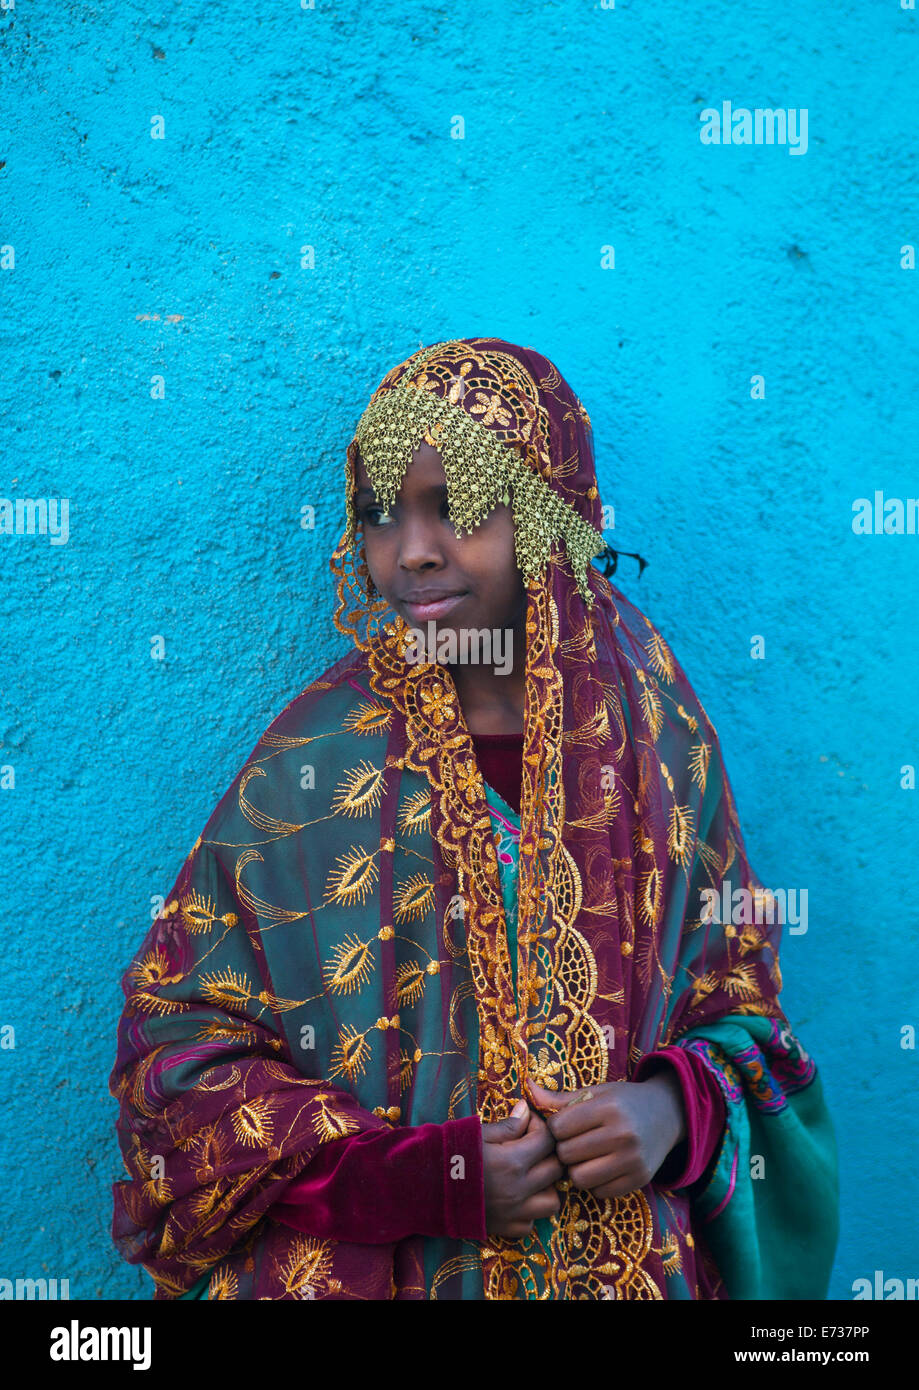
[342,340,607,607]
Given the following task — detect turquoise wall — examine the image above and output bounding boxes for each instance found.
[1,1,916,1299]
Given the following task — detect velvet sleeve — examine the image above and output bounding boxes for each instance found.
[266,1115,487,1244]
[634,1045,726,1190]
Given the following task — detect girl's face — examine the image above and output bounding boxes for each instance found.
[354,442,528,644]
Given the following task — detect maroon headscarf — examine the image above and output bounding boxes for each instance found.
[328,337,783,1296]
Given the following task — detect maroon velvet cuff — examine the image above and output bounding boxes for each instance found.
[634,1046,726,1190]
[266,1116,486,1245]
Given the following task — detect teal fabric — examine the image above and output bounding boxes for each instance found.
[178,1271,210,1300]
[675,1017,838,1299]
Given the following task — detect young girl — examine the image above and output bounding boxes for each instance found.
[109,337,838,1300]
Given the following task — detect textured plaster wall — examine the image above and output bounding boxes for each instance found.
[1,1,916,1300]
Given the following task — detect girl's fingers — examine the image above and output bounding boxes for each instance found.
[589,1174,644,1201]
[522,1186,562,1220]
[481,1107,530,1144]
[521,1153,566,1195]
[525,1080,567,1113]
[567,1154,636,1193]
[514,1119,558,1164]
[542,1097,606,1142]
[555,1126,634,1167]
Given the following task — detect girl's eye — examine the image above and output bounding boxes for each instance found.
[362,501,453,526]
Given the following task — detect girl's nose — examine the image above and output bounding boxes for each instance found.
[397,515,447,572]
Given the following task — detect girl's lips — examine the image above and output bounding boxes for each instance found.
[403,593,467,621]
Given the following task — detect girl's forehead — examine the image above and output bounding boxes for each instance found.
[355,443,446,488]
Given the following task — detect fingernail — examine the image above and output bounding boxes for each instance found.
[511,1100,528,1118]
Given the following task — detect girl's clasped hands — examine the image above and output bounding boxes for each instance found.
[482,1074,686,1239]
